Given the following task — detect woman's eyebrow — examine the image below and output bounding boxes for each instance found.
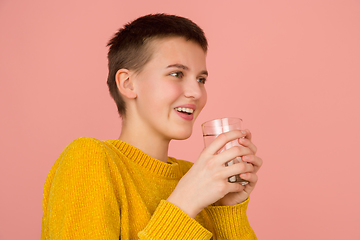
[166,64,189,70]
[167,64,208,76]
[200,70,208,76]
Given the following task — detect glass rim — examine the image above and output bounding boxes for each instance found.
[201,117,243,128]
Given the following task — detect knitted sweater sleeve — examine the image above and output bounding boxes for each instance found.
[138,200,212,239]
[41,138,121,239]
[41,138,212,240]
[176,159,257,240]
[204,199,257,239]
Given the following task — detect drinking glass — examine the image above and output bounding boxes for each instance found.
[202,117,249,185]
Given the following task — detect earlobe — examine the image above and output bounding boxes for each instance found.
[115,69,137,99]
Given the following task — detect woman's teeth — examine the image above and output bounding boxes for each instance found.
[175,107,194,114]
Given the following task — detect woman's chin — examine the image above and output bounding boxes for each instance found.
[171,129,193,140]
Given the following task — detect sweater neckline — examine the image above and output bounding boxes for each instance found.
[106,139,182,179]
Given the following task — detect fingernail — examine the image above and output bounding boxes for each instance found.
[240,173,247,178]
[241,130,246,135]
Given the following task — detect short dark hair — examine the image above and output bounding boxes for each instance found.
[106,13,208,117]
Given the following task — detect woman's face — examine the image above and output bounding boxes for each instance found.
[130,37,208,141]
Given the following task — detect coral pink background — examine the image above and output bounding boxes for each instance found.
[1,0,359,239]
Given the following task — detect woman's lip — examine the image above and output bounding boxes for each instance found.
[174,109,194,121]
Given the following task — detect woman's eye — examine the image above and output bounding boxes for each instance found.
[170,72,183,78]
[197,77,206,84]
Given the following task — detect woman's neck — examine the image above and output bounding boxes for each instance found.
[118,119,170,163]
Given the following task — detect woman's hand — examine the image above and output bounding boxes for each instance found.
[167,130,262,218]
[214,129,262,206]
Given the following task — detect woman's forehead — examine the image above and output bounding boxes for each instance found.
[145,37,207,69]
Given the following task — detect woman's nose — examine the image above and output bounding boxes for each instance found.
[183,79,203,99]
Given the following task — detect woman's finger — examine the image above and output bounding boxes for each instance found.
[244,129,252,141]
[239,137,257,154]
[241,155,263,173]
[240,172,258,185]
[219,161,254,179]
[214,146,253,166]
[203,130,246,156]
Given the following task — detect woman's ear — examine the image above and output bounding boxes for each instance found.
[115,69,137,99]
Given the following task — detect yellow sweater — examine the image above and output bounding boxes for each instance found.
[41,137,256,239]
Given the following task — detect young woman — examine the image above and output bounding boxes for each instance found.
[41,14,262,239]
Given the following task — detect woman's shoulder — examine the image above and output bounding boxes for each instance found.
[61,137,113,154]
[64,136,105,149]
[56,137,112,167]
